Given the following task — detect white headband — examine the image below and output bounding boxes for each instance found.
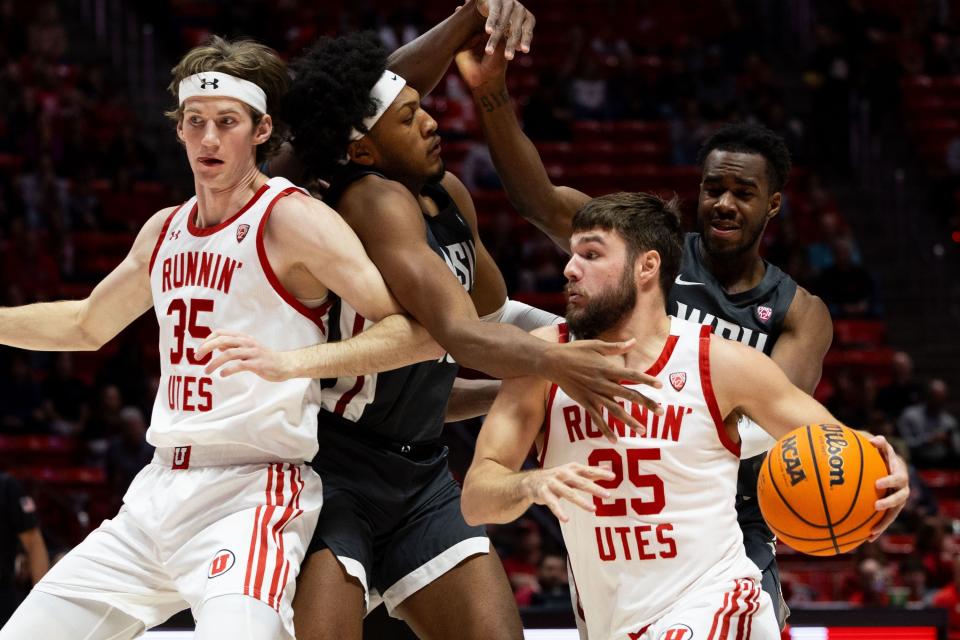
[178,71,268,114]
[349,70,407,141]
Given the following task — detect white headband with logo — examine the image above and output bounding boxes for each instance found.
[178,71,268,114]
[349,70,407,141]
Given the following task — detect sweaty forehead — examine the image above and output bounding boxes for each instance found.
[182,96,249,115]
[702,150,769,185]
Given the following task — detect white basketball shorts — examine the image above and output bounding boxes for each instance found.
[34,445,322,638]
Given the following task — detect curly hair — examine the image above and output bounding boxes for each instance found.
[696,122,792,193]
[166,36,289,164]
[284,32,388,182]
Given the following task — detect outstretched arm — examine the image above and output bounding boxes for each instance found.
[197,313,443,381]
[712,336,909,537]
[456,44,589,251]
[388,0,535,96]
[0,208,167,351]
[339,175,662,439]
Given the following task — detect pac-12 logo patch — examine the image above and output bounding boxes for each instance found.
[756,305,773,323]
[208,549,236,578]
[236,224,250,243]
[669,372,687,392]
[658,624,693,640]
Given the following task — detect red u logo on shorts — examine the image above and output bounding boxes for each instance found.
[208,549,235,578]
[172,446,191,469]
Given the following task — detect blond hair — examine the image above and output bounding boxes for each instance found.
[166,36,288,163]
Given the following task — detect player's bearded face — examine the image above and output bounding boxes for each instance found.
[565,258,637,340]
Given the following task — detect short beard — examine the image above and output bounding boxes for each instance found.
[565,262,637,339]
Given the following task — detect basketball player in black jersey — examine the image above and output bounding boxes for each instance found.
[202,9,667,640]
[454,47,910,632]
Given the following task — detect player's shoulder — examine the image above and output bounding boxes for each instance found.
[340,173,419,211]
[531,323,563,343]
[783,285,832,335]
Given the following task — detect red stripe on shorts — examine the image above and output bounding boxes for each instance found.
[736,580,760,640]
[719,579,746,640]
[244,505,262,597]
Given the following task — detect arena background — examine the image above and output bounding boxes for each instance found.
[0,0,958,638]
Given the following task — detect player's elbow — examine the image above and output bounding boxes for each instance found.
[74,302,107,351]
[459,476,485,527]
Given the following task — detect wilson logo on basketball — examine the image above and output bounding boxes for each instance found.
[669,372,686,391]
[756,305,773,323]
[657,624,693,640]
[236,224,250,243]
[208,549,236,578]
[822,424,848,486]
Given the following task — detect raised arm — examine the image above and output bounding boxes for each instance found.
[462,325,615,525]
[388,0,535,96]
[339,174,662,437]
[456,44,589,251]
[0,208,167,351]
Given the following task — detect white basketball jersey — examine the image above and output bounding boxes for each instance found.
[147,177,329,460]
[539,317,761,639]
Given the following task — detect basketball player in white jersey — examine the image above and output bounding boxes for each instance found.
[462,192,864,640]
[0,37,443,640]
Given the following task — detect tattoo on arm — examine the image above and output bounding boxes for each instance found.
[479,88,511,112]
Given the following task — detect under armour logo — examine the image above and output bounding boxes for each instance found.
[199,77,219,90]
[169,230,181,240]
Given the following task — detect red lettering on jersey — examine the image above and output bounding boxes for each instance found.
[185,251,198,287]
[564,406,584,442]
[585,413,603,439]
[167,375,215,413]
[594,523,677,563]
[595,527,616,561]
[656,523,677,559]
[662,406,692,442]
[160,252,243,294]
[197,377,213,412]
[217,258,239,293]
[162,259,172,292]
[633,525,656,560]
[198,252,214,287]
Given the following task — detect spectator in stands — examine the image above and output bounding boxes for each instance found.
[840,542,891,605]
[460,143,501,192]
[813,236,880,317]
[568,57,611,120]
[876,351,924,421]
[898,555,933,605]
[104,406,153,508]
[931,553,960,634]
[501,518,542,604]
[0,471,49,625]
[897,379,960,468]
[83,384,124,463]
[521,73,572,142]
[41,352,89,437]
[530,552,571,609]
[0,352,46,434]
[915,518,955,590]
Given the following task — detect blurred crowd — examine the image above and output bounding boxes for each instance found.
[0,0,958,632]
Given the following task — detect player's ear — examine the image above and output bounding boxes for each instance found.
[176,118,185,144]
[767,191,782,221]
[636,249,661,287]
[349,139,376,166]
[253,114,273,146]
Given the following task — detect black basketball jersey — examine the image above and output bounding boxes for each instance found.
[319,167,476,444]
[668,232,799,568]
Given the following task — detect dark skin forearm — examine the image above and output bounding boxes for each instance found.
[471,78,588,250]
[387,1,485,96]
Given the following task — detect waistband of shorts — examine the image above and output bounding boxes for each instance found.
[319,421,443,462]
[152,444,304,468]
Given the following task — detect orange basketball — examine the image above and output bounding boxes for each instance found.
[756,424,889,556]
